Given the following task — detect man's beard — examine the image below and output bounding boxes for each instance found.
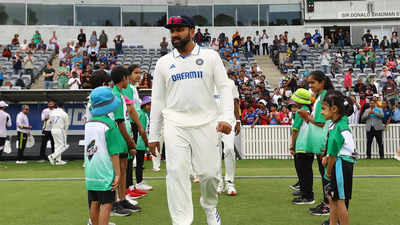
[171,34,191,51]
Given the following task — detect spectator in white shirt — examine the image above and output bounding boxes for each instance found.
[39,100,55,161]
[348,96,361,124]
[261,29,269,55]
[319,50,331,74]
[19,40,28,51]
[68,71,81,90]
[0,101,11,160]
[16,105,31,164]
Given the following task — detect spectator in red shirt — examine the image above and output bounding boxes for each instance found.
[386,57,397,72]
[344,68,353,92]
[2,46,12,61]
[280,105,291,125]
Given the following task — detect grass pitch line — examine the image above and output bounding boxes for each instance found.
[1,175,400,182]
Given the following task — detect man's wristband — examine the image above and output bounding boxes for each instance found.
[236,120,241,123]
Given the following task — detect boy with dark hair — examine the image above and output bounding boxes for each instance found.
[110,66,142,213]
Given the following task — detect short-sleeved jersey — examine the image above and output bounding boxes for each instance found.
[327,116,355,163]
[112,85,132,138]
[292,105,310,153]
[307,90,330,154]
[123,82,142,123]
[84,115,126,191]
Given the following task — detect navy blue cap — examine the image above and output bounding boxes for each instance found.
[165,15,195,29]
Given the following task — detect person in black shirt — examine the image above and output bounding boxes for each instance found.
[288,38,298,61]
[77,29,86,47]
[42,62,55,89]
[362,30,373,45]
[353,78,366,93]
[372,35,380,50]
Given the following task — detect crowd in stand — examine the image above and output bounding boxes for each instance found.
[2,28,400,126]
[1,29,151,90]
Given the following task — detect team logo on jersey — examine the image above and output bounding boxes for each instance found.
[171,71,203,82]
[196,58,204,65]
[169,64,176,69]
[86,139,98,161]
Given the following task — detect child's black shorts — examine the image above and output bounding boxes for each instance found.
[88,190,115,205]
[329,158,354,200]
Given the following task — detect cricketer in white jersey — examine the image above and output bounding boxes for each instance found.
[215,79,241,195]
[48,104,69,165]
[149,15,234,225]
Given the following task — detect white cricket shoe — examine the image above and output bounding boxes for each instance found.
[125,195,139,205]
[136,181,153,191]
[394,154,400,161]
[55,160,67,166]
[204,208,221,225]
[225,181,237,196]
[216,181,224,194]
[152,168,161,172]
[16,161,27,164]
[48,155,55,165]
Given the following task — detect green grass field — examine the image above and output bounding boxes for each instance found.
[1,159,399,225]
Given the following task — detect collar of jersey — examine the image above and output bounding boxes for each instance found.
[173,44,200,59]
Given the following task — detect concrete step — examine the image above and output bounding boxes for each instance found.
[255,55,281,89]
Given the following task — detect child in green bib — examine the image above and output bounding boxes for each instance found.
[320,90,356,225]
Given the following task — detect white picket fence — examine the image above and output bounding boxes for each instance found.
[240,124,400,159]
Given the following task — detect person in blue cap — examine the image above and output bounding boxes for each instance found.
[84,86,126,225]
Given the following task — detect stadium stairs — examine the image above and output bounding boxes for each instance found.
[255,55,281,89]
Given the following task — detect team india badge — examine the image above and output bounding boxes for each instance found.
[86,140,98,161]
[196,58,204,65]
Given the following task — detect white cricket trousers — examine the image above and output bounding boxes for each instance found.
[218,130,236,183]
[49,129,67,161]
[164,121,220,225]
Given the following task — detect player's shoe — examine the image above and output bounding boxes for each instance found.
[310,202,330,216]
[126,189,143,199]
[394,154,400,161]
[205,208,221,225]
[309,202,326,212]
[16,161,27,164]
[289,181,300,191]
[118,200,142,213]
[292,197,315,205]
[225,181,237,196]
[125,195,138,205]
[55,160,67,166]
[48,155,55,165]
[136,181,153,191]
[131,186,148,195]
[152,168,161,172]
[110,202,132,217]
[216,181,224,194]
[292,191,302,196]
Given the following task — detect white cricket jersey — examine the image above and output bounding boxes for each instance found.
[16,112,30,133]
[0,110,11,137]
[214,80,239,124]
[49,108,69,131]
[41,108,54,131]
[149,44,234,142]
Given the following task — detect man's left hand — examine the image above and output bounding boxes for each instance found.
[217,122,232,135]
[234,122,241,136]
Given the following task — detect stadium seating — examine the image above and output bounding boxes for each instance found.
[0,45,54,89]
